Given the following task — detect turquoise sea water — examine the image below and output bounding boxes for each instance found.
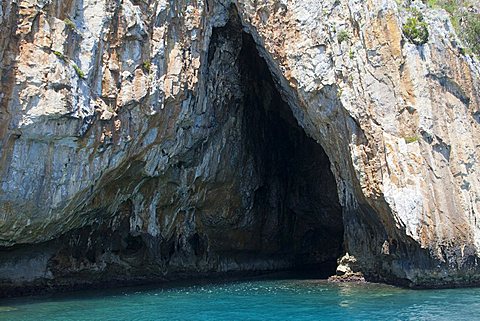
[1,278,480,321]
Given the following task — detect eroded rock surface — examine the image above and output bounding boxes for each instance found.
[1,0,479,294]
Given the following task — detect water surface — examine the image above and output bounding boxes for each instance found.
[1,278,479,320]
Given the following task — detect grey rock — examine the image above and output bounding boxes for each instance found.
[0,0,479,294]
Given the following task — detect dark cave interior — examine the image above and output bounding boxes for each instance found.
[235,29,344,276]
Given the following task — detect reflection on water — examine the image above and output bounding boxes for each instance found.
[1,278,479,321]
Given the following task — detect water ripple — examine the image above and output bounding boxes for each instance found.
[1,279,479,321]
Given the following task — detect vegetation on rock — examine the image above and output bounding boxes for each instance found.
[402,9,429,45]
[64,18,77,32]
[53,50,67,62]
[337,30,349,43]
[426,0,479,56]
[462,12,480,56]
[404,136,419,143]
[142,61,151,72]
[52,50,86,79]
[72,63,86,79]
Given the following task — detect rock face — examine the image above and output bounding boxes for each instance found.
[0,0,479,294]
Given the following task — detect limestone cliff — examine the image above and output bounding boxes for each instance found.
[0,0,479,294]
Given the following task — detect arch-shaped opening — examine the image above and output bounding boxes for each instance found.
[240,33,343,275]
[205,10,345,277]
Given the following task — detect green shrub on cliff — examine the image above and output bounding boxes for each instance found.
[463,14,480,56]
[402,10,429,45]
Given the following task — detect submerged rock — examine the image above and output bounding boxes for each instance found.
[0,0,479,294]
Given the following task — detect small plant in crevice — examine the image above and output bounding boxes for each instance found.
[404,136,419,144]
[336,88,343,99]
[142,60,151,73]
[349,49,355,59]
[337,30,349,43]
[459,47,473,56]
[53,50,67,62]
[402,9,429,45]
[72,63,86,79]
[51,49,87,80]
[64,18,77,32]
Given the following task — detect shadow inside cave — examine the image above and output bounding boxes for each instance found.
[231,27,345,277]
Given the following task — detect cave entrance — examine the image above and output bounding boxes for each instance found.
[236,31,344,277]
